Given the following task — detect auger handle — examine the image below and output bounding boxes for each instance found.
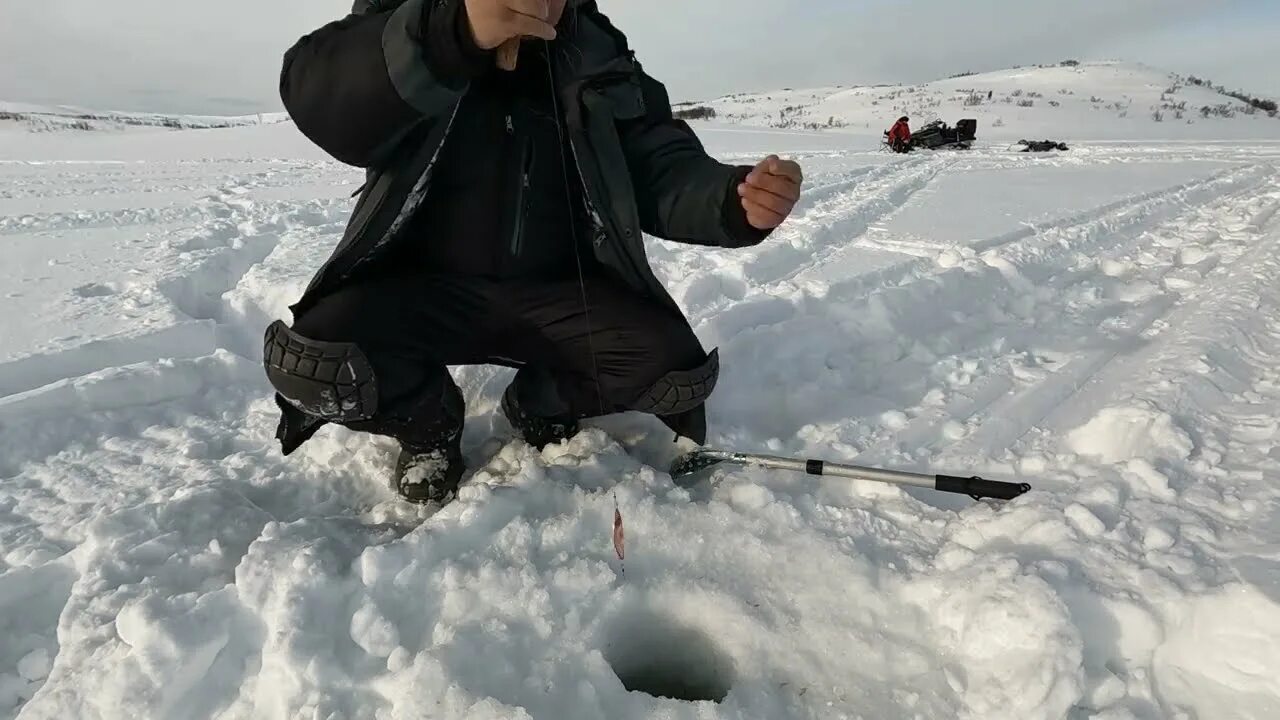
[934,474,1032,501]
[671,450,1032,502]
[809,460,1030,500]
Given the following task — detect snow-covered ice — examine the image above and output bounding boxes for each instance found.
[3,87,1280,719]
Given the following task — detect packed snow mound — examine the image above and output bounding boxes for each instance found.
[0,102,288,133]
[1153,584,1280,720]
[1065,403,1195,463]
[678,61,1280,141]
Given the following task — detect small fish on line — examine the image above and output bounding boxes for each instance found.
[613,507,625,562]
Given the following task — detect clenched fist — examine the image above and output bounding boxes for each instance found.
[738,155,803,230]
[464,0,568,50]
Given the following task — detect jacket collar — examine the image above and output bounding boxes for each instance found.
[354,0,590,16]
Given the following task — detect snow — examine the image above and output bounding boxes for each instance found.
[1066,404,1195,464]
[4,81,1280,719]
[0,102,289,134]
[682,61,1280,143]
[399,449,451,487]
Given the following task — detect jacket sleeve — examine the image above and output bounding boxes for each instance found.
[280,0,489,168]
[618,70,773,249]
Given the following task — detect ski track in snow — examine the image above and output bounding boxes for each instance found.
[3,125,1280,720]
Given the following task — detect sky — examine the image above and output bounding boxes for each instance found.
[2,0,1277,115]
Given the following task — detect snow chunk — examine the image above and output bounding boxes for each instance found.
[919,560,1084,719]
[1142,525,1176,551]
[728,483,774,511]
[0,673,29,711]
[1177,245,1216,267]
[1154,585,1280,719]
[17,648,50,682]
[937,249,966,268]
[1088,672,1127,709]
[1064,504,1107,537]
[942,420,968,440]
[1099,259,1131,277]
[401,449,449,485]
[881,410,909,429]
[1121,459,1177,499]
[1108,279,1161,303]
[350,600,400,658]
[1066,404,1194,463]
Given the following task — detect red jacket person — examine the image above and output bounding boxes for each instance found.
[887,115,911,152]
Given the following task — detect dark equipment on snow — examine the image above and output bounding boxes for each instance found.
[670,448,1031,501]
[909,118,977,150]
[1018,139,1070,152]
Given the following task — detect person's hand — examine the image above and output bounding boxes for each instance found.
[464,0,563,51]
[738,155,803,230]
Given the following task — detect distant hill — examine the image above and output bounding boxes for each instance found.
[675,61,1280,141]
[0,102,289,133]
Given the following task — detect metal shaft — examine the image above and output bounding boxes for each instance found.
[673,448,1032,501]
[715,451,936,490]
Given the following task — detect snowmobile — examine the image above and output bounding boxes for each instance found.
[908,119,977,151]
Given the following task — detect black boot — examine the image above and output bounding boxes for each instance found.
[501,383,580,450]
[392,431,464,504]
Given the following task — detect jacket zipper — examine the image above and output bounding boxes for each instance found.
[508,115,533,259]
[510,142,533,257]
[572,134,647,286]
[568,73,651,284]
[568,77,621,246]
[339,102,462,280]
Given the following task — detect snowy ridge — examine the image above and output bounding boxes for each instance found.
[3,119,1280,718]
[679,61,1280,142]
[0,102,289,133]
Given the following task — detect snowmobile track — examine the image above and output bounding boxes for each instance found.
[0,188,343,401]
[923,175,1280,470]
[1016,181,1280,452]
[792,162,1271,303]
[731,165,1279,482]
[672,155,951,324]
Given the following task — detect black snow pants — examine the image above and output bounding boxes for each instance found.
[284,273,709,448]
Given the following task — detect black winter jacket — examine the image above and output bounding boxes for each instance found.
[409,7,588,279]
[271,0,772,452]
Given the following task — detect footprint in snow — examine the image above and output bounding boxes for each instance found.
[71,282,117,298]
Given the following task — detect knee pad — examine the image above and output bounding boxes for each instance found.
[632,348,719,416]
[263,320,379,423]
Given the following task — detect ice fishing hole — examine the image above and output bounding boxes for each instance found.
[603,606,734,703]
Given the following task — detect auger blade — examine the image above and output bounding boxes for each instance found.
[668,449,734,486]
